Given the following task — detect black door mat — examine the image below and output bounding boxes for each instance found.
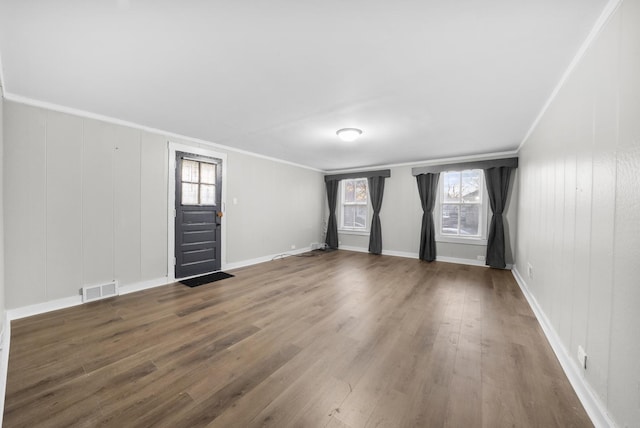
[180,272,235,288]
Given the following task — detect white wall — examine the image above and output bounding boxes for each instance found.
[3,101,324,309]
[0,84,5,328]
[225,151,324,263]
[516,1,640,426]
[337,163,518,265]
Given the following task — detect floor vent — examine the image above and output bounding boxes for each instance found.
[82,281,118,303]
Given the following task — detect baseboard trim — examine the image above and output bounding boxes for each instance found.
[383,249,419,259]
[6,247,318,321]
[4,248,505,321]
[338,245,369,254]
[7,296,83,321]
[118,277,171,296]
[436,255,485,267]
[511,268,616,428]
[338,246,497,268]
[225,246,313,271]
[0,312,10,428]
[7,277,171,321]
[339,246,413,258]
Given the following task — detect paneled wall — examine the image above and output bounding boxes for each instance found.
[0,87,5,329]
[516,1,640,426]
[4,103,46,307]
[3,102,324,309]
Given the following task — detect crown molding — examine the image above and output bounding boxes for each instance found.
[518,0,622,151]
[2,92,323,173]
[324,150,519,175]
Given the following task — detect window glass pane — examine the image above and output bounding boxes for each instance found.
[460,205,480,236]
[441,204,459,235]
[461,170,482,203]
[355,179,368,202]
[340,178,368,230]
[442,171,461,203]
[355,205,368,228]
[182,183,198,205]
[200,162,216,185]
[344,180,355,203]
[182,160,199,183]
[343,205,356,228]
[200,184,215,205]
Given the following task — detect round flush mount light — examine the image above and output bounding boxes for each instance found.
[336,128,363,142]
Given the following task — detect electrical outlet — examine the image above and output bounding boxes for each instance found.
[291,244,296,250]
[477,255,485,262]
[527,263,534,279]
[577,346,587,370]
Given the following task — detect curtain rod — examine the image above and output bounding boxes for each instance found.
[411,157,518,176]
[324,169,391,182]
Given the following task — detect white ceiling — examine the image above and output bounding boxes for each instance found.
[0,0,608,171]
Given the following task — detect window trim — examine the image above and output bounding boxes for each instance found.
[338,178,371,235]
[434,169,489,246]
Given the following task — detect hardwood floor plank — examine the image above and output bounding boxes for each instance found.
[4,251,593,427]
[333,332,412,427]
[5,361,85,408]
[244,355,339,427]
[290,376,353,428]
[444,374,482,428]
[364,388,409,428]
[165,344,302,427]
[208,334,358,428]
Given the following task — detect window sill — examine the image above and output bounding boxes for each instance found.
[436,236,487,246]
[338,229,370,236]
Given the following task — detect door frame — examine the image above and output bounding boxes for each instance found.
[167,141,228,282]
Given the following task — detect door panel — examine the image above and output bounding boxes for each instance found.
[182,210,216,224]
[182,247,215,265]
[175,152,222,279]
[182,230,215,245]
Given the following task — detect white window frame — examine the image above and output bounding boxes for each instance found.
[435,169,489,246]
[338,178,371,235]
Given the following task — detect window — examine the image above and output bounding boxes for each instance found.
[437,169,487,243]
[339,178,369,232]
[181,159,217,206]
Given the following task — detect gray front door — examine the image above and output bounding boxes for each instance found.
[175,152,222,279]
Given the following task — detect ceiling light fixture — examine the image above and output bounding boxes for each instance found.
[336,128,363,142]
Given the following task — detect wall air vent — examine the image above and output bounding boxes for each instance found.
[82,281,118,303]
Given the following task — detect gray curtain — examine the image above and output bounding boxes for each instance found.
[325,180,339,249]
[416,173,440,262]
[367,176,386,255]
[484,167,513,268]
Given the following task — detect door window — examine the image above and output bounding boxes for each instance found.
[181,159,217,206]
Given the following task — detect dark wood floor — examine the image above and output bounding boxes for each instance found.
[4,250,592,427]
